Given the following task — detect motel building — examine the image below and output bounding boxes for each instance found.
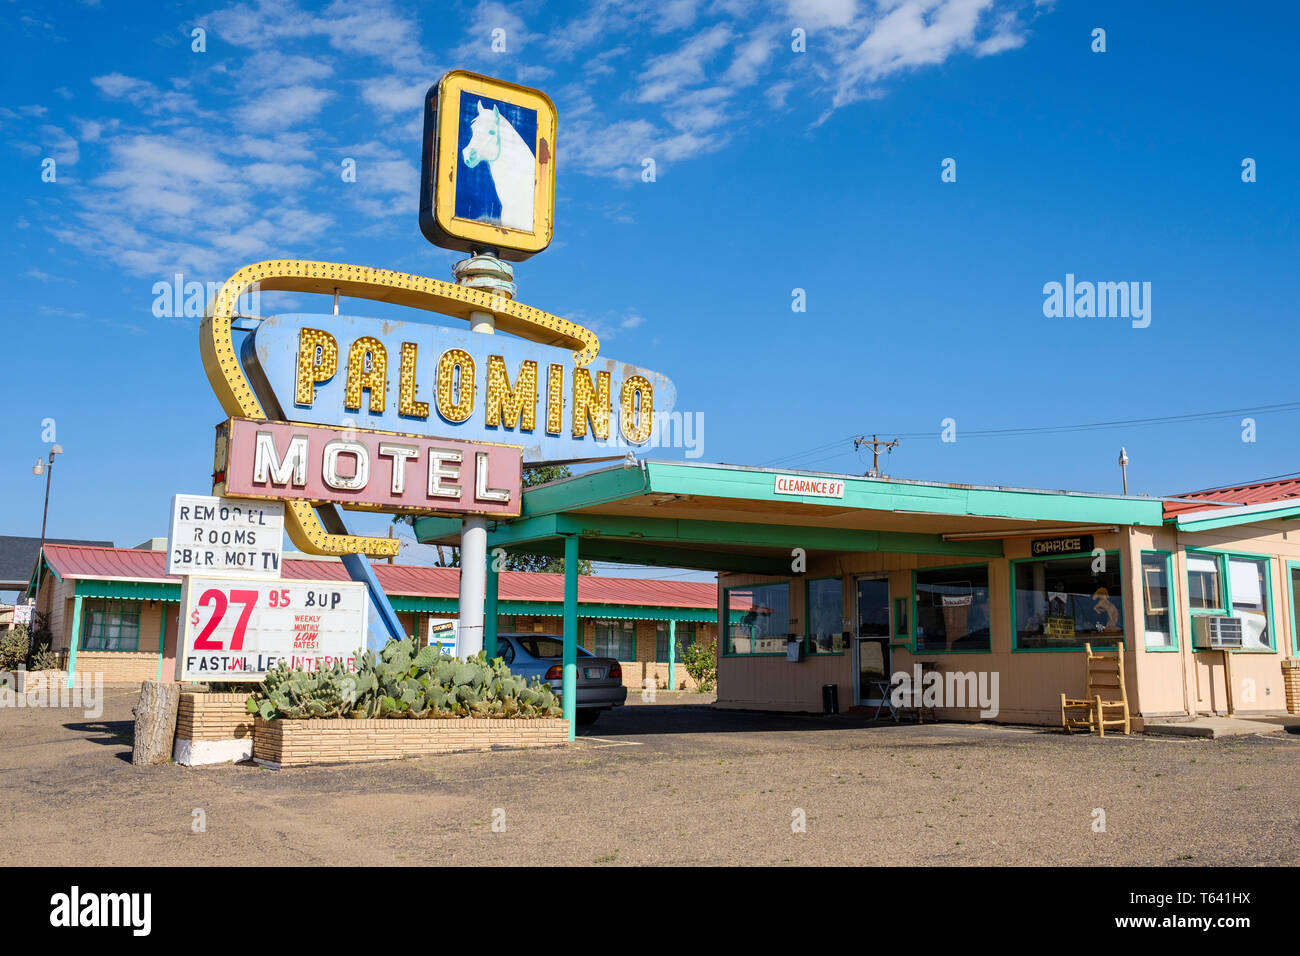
[413,461,1300,727]
[24,542,730,691]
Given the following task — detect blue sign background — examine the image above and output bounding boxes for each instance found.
[245,314,677,463]
[454,92,537,226]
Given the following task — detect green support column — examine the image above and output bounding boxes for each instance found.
[485,554,499,661]
[66,594,83,690]
[156,601,166,681]
[667,618,677,691]
[563,534,578,739]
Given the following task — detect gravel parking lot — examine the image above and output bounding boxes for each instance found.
[4,686,1300,866]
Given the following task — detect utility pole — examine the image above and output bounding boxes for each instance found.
[854,435,899,478]
[1118,447,1130,495]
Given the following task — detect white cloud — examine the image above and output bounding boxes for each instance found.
[360,76,427,116]
[635,24,733,104]
[786,0,859,29]
[826,0,1028,108]
[235,85,334,129]
[92,73,197,114]
[37,125,79,165]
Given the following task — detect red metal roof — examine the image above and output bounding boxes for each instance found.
[37,544,723,610]
[1163,478,1300,519]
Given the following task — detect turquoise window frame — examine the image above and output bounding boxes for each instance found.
[893,596,910,644]
[804,577,847,656]
[723,581,791,657]
[1140,550,1179,652]
[593,619,636,659]
[911,562,993,654]
[1187,548,1276,653]
[1185,548,1227,614]
[1009,550,1125,652]
[655,621,696,662]
[81,599,142,652]
[1287,560,1300,656]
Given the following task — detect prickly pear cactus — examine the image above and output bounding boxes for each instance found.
[246,637,562,721]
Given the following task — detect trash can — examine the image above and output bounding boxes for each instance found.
[822,683,839,715]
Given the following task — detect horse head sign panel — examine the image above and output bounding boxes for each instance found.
[419,70,556,261]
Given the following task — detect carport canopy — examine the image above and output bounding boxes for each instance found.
[412,460,1165,574]
[413,461,1165,738]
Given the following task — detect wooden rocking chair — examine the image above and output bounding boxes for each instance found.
[1060,642,1130,736]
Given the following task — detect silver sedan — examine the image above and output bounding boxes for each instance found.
[494,633,627,725]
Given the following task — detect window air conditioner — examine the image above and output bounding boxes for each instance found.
[1192,615,1244,650]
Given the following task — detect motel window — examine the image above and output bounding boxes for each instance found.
[1186,552,1273,651]
[807,578,846,654]
[594,620,636,659]
[655,621,695,662]
[81,600,141,652]
[1186,553,1223,611]
[1141,552,1176,650]
[724,583,790,655]
[914,566,991,652]
[1013,553,1124,650]
[1228,557,1271,650]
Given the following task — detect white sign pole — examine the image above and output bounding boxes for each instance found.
[453,255,516,660]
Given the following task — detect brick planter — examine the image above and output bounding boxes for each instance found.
[1282,660,1300,715]
[252,716,569,768]
[9,670,69,695]
[173,692,256,766]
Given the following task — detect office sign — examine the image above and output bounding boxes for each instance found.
[167,494,284,577]
[245,312,675,462]
[1030,534,1095,557]
[177,575,367,681]
[426,618,458,655]
[773,475,846,499]
[214,418,523,517]
[419,71,556,261]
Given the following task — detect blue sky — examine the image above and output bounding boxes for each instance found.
[2,0,1298,578]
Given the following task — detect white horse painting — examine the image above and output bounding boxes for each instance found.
[462,100,535,233]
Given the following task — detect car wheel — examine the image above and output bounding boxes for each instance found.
[575,708,601,725]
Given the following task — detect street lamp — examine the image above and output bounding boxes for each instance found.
[32,444,64,572]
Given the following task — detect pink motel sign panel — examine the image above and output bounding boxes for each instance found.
[214,417,523,518]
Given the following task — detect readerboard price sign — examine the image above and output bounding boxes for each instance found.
[168,494,285,577]
[177,576,368,681]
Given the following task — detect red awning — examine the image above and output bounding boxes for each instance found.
[1163,478,1300,519]
[37,543,725,610]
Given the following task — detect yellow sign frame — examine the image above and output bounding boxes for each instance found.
[428,70,557,258]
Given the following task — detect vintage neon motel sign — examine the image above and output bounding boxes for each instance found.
[199,74,673,560]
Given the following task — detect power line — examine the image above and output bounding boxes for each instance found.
[771,400,1300,470]
[889,400,1300,440]
[761,433,860,468]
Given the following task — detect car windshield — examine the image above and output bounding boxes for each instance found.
[513,635,593,659]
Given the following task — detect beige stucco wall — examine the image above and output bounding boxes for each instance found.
[1127,520,1298,719]
[719,524,1300,725]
